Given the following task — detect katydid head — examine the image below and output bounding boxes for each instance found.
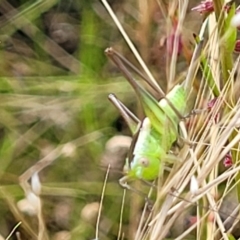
[129,155,160,181]
[139,157,150,167]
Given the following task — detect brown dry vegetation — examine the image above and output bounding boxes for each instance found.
[1,0,240,240]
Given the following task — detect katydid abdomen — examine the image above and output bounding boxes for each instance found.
[159,84,187,151]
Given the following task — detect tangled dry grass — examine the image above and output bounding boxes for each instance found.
[99,1,240,240]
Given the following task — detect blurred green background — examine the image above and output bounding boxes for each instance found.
[0,0,205,239]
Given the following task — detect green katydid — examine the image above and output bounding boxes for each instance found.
[108,84,186,187]
[106,41,204,190]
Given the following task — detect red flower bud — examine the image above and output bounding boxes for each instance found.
[223,152,233,167]
[166,33,183,56]
[191,1,214,14]
[192,1,230,14]
[234,40,240,53]
[165,19,183,56]
[207,98,220,123]
[207,98,218,110]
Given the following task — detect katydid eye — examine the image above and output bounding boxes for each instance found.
[139,158,149,167]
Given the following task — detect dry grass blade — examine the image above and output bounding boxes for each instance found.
[117,189,126,240]
[101,0,163,94]
[168,0,188,89]
[6,222,22,240]
[95,164,110,239]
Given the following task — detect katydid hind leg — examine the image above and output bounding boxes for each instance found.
[106,48,187,120]
[119,176,154,207]
[177,101,216,147]
[119,175,131,190]
[183,108,207,119]
[106,47,183,134]
[163,154,179,164]
[108,93,142,165]
[106,48,162,95]
[108,93,140,135]
[140,179,157,188]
